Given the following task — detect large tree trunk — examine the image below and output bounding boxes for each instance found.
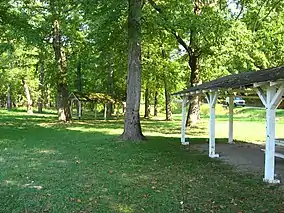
[38,55,45,113]
[186,54,200,126]
[52,18,71,122]
[22,78,33,114]
[186,1,202,126]
[154,90,158,116]
[121,0,144,140]
[7,84,11,111]
[144,85,150,118]
[107,60,114,117]
[164,79,172,121]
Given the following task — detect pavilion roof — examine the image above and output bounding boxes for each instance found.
[173,66,284,96]
[70,92,116,103]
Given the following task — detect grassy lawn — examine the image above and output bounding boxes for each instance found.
[1,108,284,212]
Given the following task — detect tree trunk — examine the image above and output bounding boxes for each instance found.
[38,55,45,113]
[186,1,202,126]
[186,54,200,126]
[7,84,11,111]
[76,60,83,93]
[107,60,114,117]
[164,79,172,121]
[22,78,33,114]
[144,86,150,118]
[154,90,158,116]
[46,85,52,108]
[148,0,201,125]
[52,18,71,122]
[121,0,145,140]
[76,61,82,117]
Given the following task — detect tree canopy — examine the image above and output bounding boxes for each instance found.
[0,0,283,139]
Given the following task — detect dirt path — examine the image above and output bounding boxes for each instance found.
[192,143,284,183]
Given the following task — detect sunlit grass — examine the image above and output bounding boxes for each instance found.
[0,108,284,212]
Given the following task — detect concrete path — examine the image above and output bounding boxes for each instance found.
[192,143,284,183]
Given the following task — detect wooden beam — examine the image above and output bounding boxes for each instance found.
[270,80,284,87]
[254,81,269,88]
[256,87,267,107]
[270,84,284,109]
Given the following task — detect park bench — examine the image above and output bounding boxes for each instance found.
[261,139,284,159]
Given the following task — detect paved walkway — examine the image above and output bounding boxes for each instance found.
[192,143,284,183]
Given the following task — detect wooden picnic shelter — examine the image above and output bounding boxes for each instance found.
[173,66,284,183]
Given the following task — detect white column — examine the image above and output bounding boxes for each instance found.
[257,84,284,184]
[206,92,219,158]
[228,94,234,143]
[104,103,107,121]
[70,99,74,116]
[78,101,82,119]
[264,86,277,183]
[181,97,189,145]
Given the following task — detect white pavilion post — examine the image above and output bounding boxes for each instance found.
[181,96,189,145]
[228,94,234,143]
[264,86,277,183]
[104,103,107,121]
[78,101,82,119]
[206,91,219,158]
[256,83,284,183]
[70,99,74,116]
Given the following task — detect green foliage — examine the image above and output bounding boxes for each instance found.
[0,0,284,116]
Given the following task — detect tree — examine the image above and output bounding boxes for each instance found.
[121,0,145,140]
[22,78,33,114]
[148,0,230,126]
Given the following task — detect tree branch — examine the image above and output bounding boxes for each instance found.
[260,0,281,22]
[147,0,192,55]
[252,0,271,31]
[235,1,244,20]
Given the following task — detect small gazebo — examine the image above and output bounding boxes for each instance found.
[173,66,284,183]
[69,92,116,120]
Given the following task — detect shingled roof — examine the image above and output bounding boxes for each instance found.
[173,66,284,96]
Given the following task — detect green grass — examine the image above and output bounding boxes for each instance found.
[200,104,284,122]
[1,109,284,212]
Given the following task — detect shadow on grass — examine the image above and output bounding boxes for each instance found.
[1,112,284,212]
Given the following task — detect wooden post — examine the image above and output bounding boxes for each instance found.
[94,103,97,120]
[104,103,107,121]
[265,86,277,183]
[256,83,284,183]
[228,94,234,143]
[206,91,219,158]
[7,84,11,111]
[181,97,189,145]
[70,99,73,117]
[78,101,82,119]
